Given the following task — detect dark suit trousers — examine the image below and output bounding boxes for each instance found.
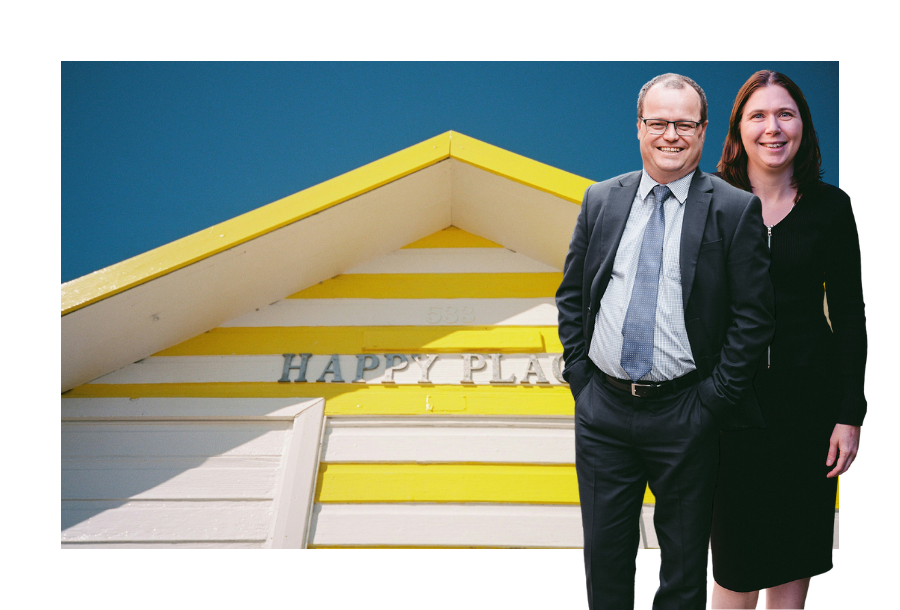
[574,364,719,610]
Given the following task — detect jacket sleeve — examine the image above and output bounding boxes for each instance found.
[824,189,867,425]
[556,185,594,399]
[697,194,776,419]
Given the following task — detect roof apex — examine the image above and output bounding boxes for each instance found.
[62,131,592,316]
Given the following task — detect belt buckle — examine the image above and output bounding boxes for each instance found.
[631,382,656,398]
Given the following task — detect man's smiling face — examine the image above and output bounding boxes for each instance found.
[637,84,707,184]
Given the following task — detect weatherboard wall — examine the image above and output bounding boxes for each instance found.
[63,226,602,548]
[62,225,840,548]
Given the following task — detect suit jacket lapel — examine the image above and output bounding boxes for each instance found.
[589,172,640,308]
[680,171,713,310]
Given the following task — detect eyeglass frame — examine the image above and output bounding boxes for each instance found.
[639,117,704,136]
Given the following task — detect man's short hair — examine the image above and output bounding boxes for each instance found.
[637,73,708,124]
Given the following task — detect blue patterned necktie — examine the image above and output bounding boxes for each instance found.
[621,184,671,381]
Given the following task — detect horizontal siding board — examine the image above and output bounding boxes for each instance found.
[154,326,562,356]
[62,456,281,500]
[343,248,559,274]
[325,416,574,428]
[322,424,575,464]
[61,500,273,542]
[61,422,290,458]
[62,541,264,548]
[92,354,567,385]
[152,327,562,358]
[309,503,583,548]
[316,463,582,504]
[61,397,320,420]
[316,464,656,505]
[401,227,502,249]
[220,298,559,328]
[286,273,562,299]
[65,384,576,416]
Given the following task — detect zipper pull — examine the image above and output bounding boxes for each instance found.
[767,225,772,249]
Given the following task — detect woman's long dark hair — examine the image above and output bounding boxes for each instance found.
[717,70,822,198]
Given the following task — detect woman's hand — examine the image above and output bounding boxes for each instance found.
[826,424,861,478]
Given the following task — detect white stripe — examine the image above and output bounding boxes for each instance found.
[62,456,281,500]
[322,419,575,463]
[62,500,272,542]
[62,421,290,457]
[343,248,559,274]
[62,541,265,548]
[89,354,567,385]
[61,397,319,420]
[309,503,583,547]
[220,298,560,327]
[326,416,573,428]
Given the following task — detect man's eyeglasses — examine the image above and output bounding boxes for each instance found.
[640,118,703,136]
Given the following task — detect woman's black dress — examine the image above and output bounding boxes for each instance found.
[710,181,867,592]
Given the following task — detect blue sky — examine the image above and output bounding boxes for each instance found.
[61,62,838,283]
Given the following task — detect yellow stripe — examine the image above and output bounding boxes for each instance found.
[61,133,452,316]
[287,273,563,299]
[449,132,594,205]
[316,463,656,504]
[316,463,574,503]
[401,226,503,249]
[63,383,575,416]
[154,326,561,356]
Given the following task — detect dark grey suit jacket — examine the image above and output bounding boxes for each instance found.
[556,169,776,430]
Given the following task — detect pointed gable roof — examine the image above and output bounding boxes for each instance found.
[61,131,594,391]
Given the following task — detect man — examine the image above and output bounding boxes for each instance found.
[556,74,776,609]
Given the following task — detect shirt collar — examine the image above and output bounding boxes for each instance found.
[638,169,695,205]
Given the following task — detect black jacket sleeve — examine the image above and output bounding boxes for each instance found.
[556,185,594,399]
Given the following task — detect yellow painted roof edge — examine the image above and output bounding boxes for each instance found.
[61,132,452,315]
[62,130,594,316]
[448,132,594,205]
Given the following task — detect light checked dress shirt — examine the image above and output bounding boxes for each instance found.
[588,170,697,382]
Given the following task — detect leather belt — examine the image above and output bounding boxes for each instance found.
[603,370,700,398]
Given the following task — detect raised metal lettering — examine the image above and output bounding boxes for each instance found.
[521,354,549,384]
[383,354,409,383]
[490,353,516,384]
[279,353,311,383]
[353,354,380,383]
[552,355,568,384]
[316,354,345,383]
[412,354,439,383]
[461,354,486,383]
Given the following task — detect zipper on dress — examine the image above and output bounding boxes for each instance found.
[766,225,772,369]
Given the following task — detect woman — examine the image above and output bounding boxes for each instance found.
[711,71,867,609]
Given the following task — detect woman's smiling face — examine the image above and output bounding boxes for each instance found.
[740,84,803,175]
